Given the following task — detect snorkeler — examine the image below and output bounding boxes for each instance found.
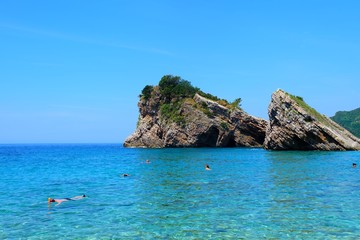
[205,164,211,170]
[48,194,86,206]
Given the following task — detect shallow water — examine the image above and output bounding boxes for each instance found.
[1,144,360,239]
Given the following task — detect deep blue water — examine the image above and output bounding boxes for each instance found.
[1,144,360,239]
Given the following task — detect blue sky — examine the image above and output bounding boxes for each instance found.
[1,1,359,143]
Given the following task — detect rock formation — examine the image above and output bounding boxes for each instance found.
[264,89,360,150]
[124,87,267,148]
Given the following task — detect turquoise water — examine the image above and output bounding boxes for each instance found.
[1,144,360,239]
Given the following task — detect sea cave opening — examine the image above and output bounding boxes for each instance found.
[198,126,219,147]
[225,137,237,147]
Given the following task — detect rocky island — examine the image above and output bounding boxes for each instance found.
[264,89,360,150]
[124,75,360,150]
[124,75,267,148]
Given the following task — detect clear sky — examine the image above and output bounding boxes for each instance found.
[1,1,359,144]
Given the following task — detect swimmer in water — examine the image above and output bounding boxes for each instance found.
[48,194,86,206]
[145,159,150,164]
[353,163,357,168]
[205,164,211,170]
[122,173,130,177]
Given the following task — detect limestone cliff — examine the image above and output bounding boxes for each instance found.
[124,86,267,148]
[264,89,360,150]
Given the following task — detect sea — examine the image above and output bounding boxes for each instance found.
[1,144,360,239]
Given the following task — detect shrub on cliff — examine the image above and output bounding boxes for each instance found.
[230,98,242,110]
[140,85,154,99]
[160,101,186,127]
[197,91,242,110]
[159,75,199,101]
[197,91,222,102]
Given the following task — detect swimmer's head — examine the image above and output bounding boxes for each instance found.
[82,194,86,197]
[48,198,55,202]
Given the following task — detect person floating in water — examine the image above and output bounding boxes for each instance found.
[145,159,150,164]
[122,173,130,177]
[353,163,357,168]
[205,164,211,170]
[48,194,86,206]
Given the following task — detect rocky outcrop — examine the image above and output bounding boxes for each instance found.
[124,89,267,148]
[264,89,360,150]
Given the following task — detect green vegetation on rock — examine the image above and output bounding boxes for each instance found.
[331,107,360,138]
[230,98,242,110]
[159,75,199,101]
[197,91,241,110]
[287,92,332,127]
[220,122,229,130]
[200,101,213,117]
[197,91,223,102]
[160,101,186,127]
[141,74,242,126]
[136,115,141,128]
[140,85,154,100]
[158,75,198,126]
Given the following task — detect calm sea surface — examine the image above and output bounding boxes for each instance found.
[1,144,360,239]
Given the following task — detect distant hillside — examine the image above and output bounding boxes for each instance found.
[331,108,360,138]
